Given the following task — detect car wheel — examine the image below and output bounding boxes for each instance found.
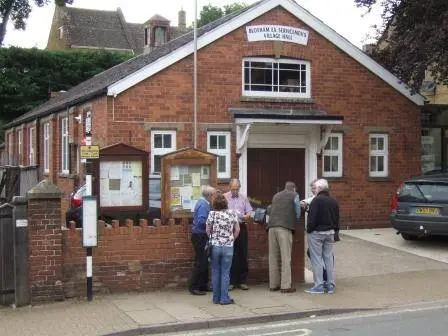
[401,233,418,241]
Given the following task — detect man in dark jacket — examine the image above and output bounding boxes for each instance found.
[267,181,301,293]
[305,179,339,294]
[189,185,215,295]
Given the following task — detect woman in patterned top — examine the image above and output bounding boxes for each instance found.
[206,192,240,305]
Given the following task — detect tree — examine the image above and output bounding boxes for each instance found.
[197,2,247,27]
[355,0,448,92]
[0,0,73,46]
[0,47,132,136]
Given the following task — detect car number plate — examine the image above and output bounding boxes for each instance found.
[415,207,439,216]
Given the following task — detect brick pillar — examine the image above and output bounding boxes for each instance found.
[27,180,64,302]
[291,223,305,283]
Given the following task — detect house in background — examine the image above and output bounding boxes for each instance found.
[363,23,448,174]
[419,74,448,174]
[46,6,190,55]
[5,0,425,228]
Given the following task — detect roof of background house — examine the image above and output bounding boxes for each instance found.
[58,7,144,54]
[6,0,423,129]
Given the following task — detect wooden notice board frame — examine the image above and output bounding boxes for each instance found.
[161,148,217,221]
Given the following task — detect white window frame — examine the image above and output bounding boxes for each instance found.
[242,57,311,99]
[322,133,343,177]
[207,131,231,179]
[150,130,176,176]
[18,129,23,164]
[43,123,50,173]
[369,133,389,177]
[29,127,35,165]
[61,117,69,174]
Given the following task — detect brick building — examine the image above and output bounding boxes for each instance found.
[5,0,424,228]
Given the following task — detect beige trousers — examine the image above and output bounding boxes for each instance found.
[268,227,293,289]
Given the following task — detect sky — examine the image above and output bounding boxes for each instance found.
[3,0,383,49]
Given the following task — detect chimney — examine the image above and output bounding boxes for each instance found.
[178,9,186,32]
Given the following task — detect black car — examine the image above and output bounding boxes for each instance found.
[390,173,448,240]
[65,178,161,227]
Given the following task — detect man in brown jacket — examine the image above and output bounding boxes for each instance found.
[267,181,301,293]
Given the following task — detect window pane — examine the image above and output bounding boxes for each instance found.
[163,134,172,148]
[377,137,384,150]
[251,61,272,68]
[370,156,377,172]
[154,27,166,44]
[244,67,250,84]
[250,84,272,91]
[324,156,331,172]
[218,136,226,149]
[279,63,301,70]
[331,156,338,171]
[218,156,226,173]
[210,135,217,149]
[251,68,273,86]
[378,156,384,171]
[154,155,161,174]
[370,137,377,150]
[154,134,162,148]
[331,137,339,150]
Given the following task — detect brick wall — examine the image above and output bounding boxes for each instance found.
[61,218,304,298]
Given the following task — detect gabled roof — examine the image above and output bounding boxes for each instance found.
[60,7,144,54]
[7,0,423,128]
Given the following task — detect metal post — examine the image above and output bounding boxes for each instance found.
[85,111,93,301]
[193,0,198,148]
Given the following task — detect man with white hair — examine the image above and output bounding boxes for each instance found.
[305,179,339,294]
[189,185,215,295]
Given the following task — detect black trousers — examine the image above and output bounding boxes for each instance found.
[189,232,209,291]
[230,222,248,285]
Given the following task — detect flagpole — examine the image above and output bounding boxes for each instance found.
[193,0,198,149]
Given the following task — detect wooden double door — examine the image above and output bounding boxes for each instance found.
[247,148,305,205]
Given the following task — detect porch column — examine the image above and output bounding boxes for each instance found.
[236,123,251,195]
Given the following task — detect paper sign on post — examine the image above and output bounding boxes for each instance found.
[82,196,98,247]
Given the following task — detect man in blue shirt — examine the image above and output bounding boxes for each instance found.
[189,185,216,295]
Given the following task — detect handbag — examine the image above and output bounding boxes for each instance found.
[204,212,216,259]
[205,241,212,258]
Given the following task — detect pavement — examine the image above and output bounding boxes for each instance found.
[1,228,448,336]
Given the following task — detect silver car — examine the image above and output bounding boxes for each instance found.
[390,173,448,240]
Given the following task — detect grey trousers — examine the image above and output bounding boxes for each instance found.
[268,227,293,289]
[307,231,334,288]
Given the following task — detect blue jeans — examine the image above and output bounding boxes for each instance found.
[211,245,234,304]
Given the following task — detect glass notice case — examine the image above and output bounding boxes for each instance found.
[161,148,217,220]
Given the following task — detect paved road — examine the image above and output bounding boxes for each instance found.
[151,300,448,336]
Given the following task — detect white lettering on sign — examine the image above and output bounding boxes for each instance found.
[16,219,28,227]
[246,25,309,45]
